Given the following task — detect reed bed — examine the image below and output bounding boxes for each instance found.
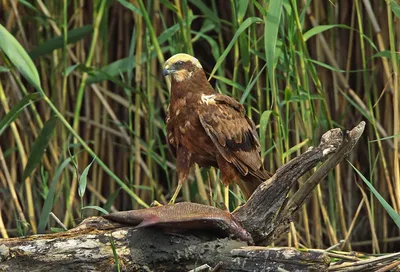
[0,0,399,256]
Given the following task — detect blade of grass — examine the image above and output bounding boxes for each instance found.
[22,117,57,180]
[0,93,41,137]
[78,157,96,198]
[387,0,400,218]
[239,63,267,103]
[29,25,93,59]
[38,156,73,233]
[265,0,283,84]
[0,24,42,90]
[236,0,250,78]
[82,205,109,215]
[208,17,263,80]
[109,235,121,272]
[265,0,284,165]
[349,161,400,228]
[259,110,273,158]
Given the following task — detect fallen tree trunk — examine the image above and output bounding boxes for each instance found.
[0,122,365,271]
[0,220,329,271]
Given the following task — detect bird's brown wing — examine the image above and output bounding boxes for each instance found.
[198,94,268,181]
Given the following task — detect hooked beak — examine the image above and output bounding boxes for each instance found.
[162,68,174,77]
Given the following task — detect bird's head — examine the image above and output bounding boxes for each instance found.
[163,53,203,82]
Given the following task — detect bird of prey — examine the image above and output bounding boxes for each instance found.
[163,53,270,204]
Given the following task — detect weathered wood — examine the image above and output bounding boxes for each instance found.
[0,217,329,271]
[233,122,365,245]
[0,123,365,271]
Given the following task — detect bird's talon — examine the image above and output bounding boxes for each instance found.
[150,200,164,207]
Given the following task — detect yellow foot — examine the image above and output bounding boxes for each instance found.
[150,200,164,207]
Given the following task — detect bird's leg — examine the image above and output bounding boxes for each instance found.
[169,171,190,204]
[216,155,239,212]
[169,182,183,205]
[169,147,192,204]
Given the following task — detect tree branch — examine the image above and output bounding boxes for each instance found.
[233,122,365,245]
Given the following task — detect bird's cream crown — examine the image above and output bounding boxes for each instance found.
[164,53,202,69]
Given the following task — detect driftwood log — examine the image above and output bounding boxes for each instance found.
[0,122,366,271]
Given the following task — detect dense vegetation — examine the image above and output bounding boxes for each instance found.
[0,0,399,255]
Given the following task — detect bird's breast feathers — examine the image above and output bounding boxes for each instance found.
[166,96,218,154]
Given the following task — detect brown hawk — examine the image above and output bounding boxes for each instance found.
[163,53,270,204]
